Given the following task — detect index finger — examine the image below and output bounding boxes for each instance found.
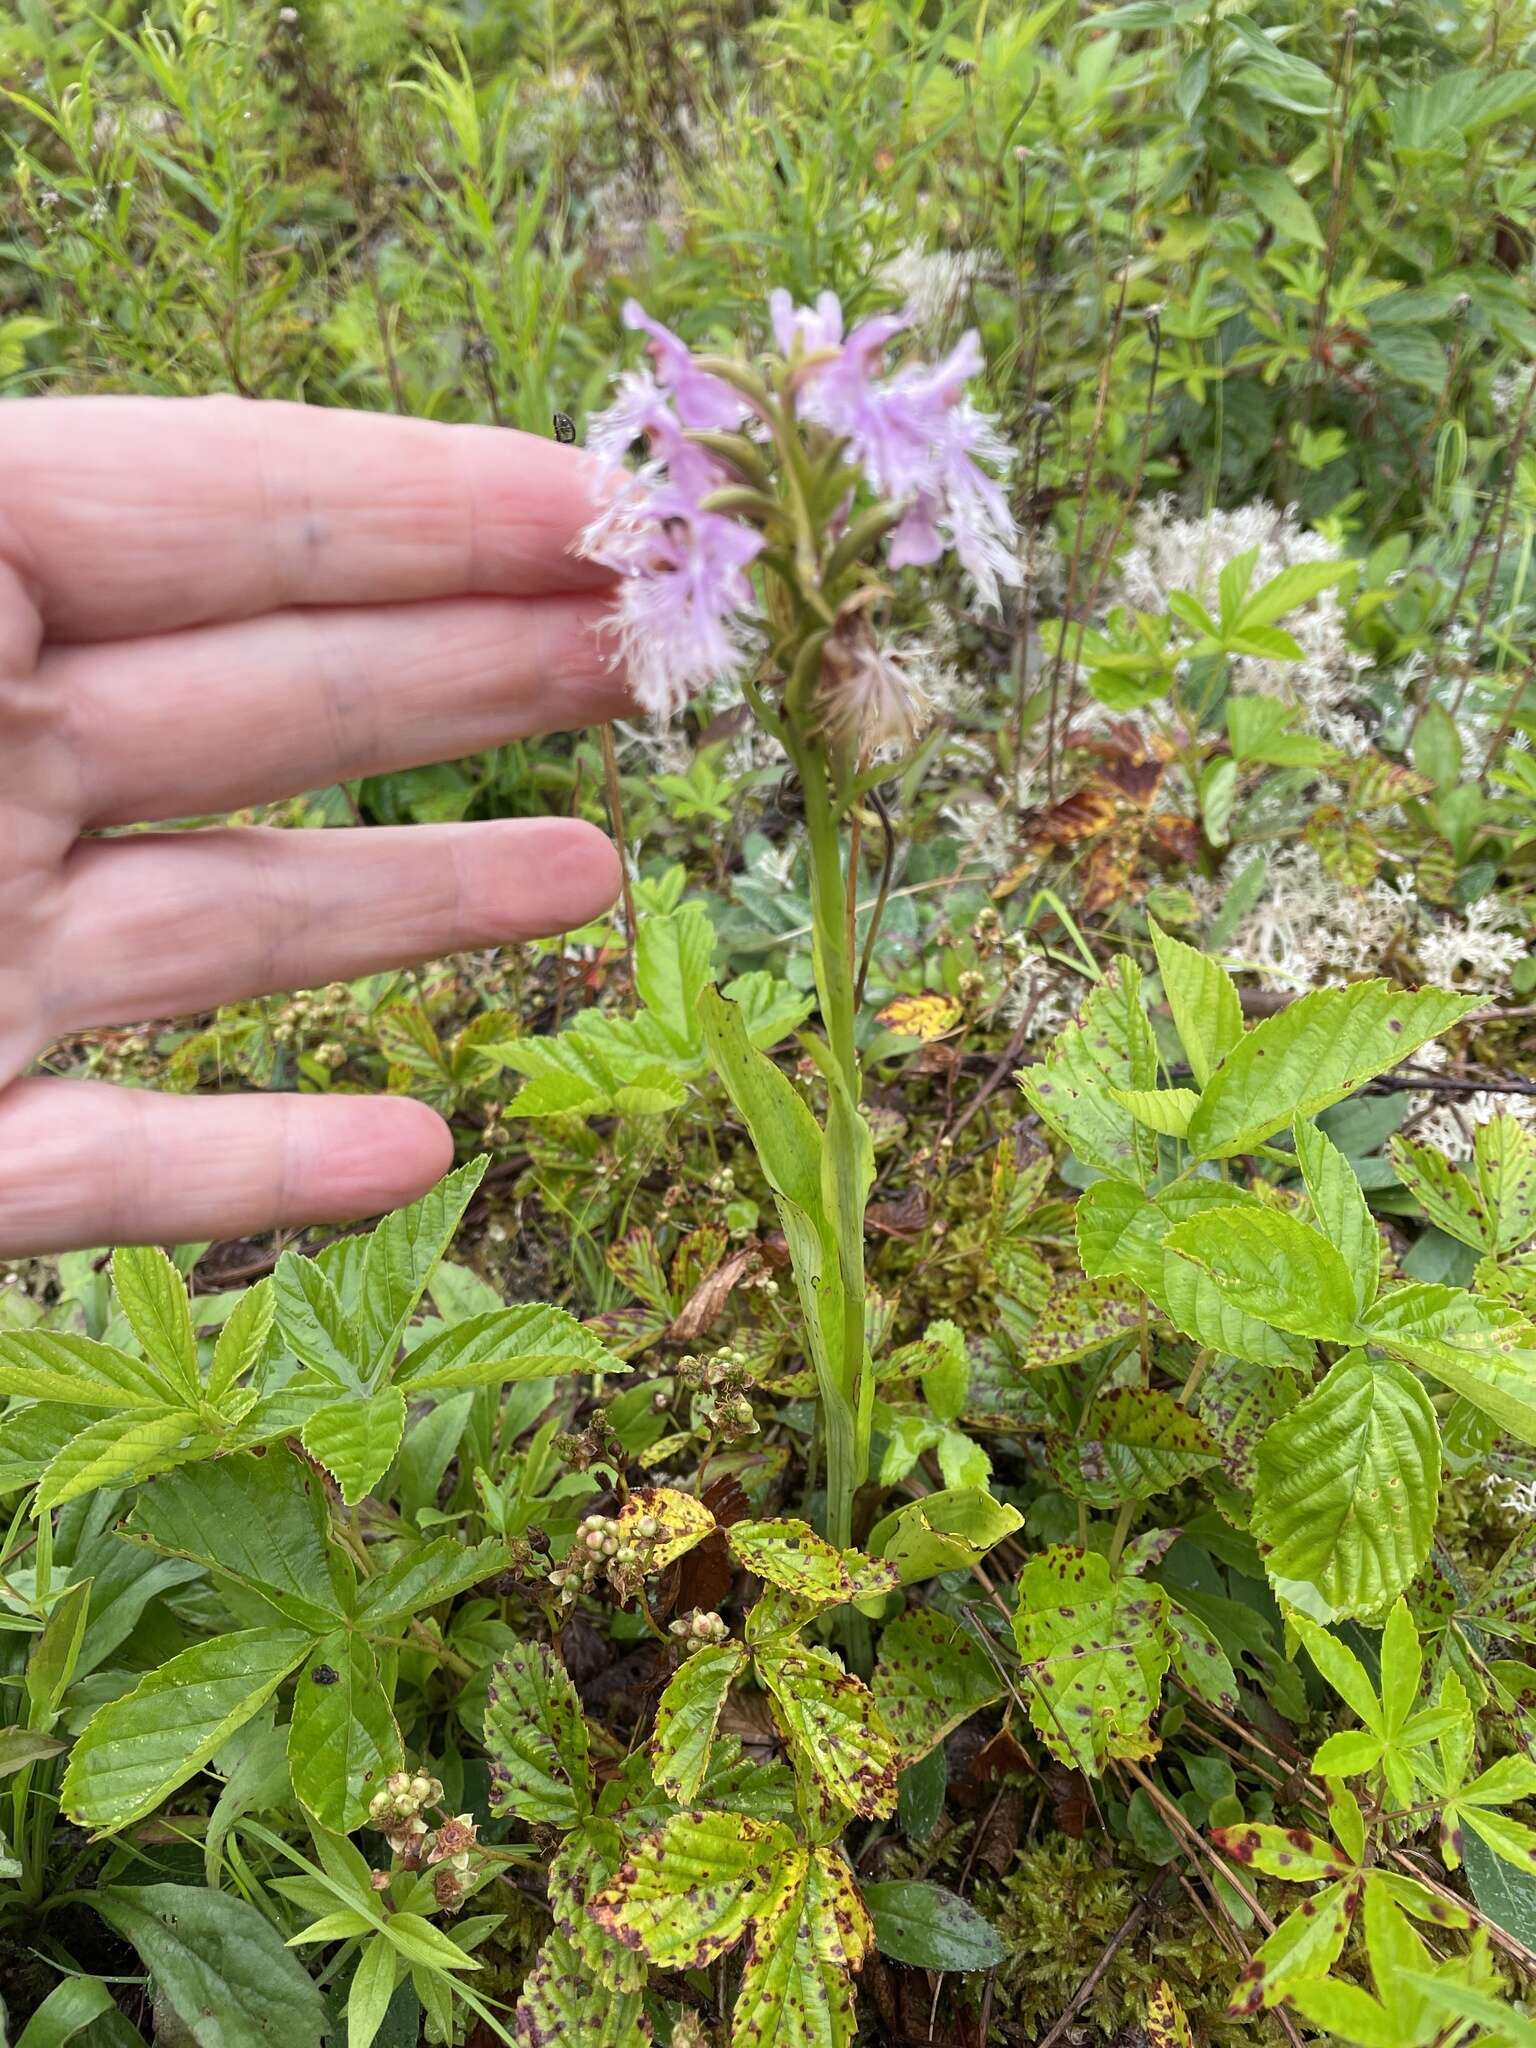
[1,395,614,643]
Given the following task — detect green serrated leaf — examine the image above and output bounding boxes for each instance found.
[352,1537,503,1628]
[208,1280,276,1405]
[1011,1547,1173,1773]
[1165,1204,1360,1342]
[871,1608,1003,1766]
[37,1407,213,1511]
[1252,1352,1439,1620]
[273,1251,368,1389]
[395,1304,626,1391]
[357,1157,489,1365]
[1149,918,1243,1088]
[484,1642,593,1825]
[63,1629,311,1829]
[1018,960,1160,1183]
[866,1488,1023,1583]
[1186,983,1479,1161]
[758,1640,901,1821]
[651,1642,746,1802]
[0,1330,184,1410]
[590,1809,803,1970]
[1388,1133,1494,1251]
[302,1390,407,1506]
[288,1632,402,1831]
[112,1246,198,1396]
[1295,1117,1379,1312]
[1067,1387,1220,1506]
[129,1448,344,1630]
[727,1521,900,1610]
[1361,1284,1536,1442]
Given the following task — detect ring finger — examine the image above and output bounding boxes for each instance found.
[41,817,621,1037]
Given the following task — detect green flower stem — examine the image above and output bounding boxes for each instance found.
[796,737,871,1551]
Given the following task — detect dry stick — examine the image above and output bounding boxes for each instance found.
[1450,359,1536,724]
[1033,1869,1170,2048]
[1045,269,1133,797]
[599,723,638,996]
[1078,309,1165,625]
[946,978,1050,1145]
[1010,405,1049,792]
[1117,1766,1306,2048]
[1408,359,1536,739]
[1479,644,1536,782]
[852,786,898,1010]
[1120,1761,1274,1932]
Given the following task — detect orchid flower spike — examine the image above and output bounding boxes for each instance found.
[579,291,1019,732]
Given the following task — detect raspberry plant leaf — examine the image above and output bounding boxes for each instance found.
[127,1449,347,1632]
[355,1154,489,1362]
[865,1486,1024,1582]
[1010,1546,1174,1773]
[62,1627,313,1829]
[93,1884,329,2048]
[1294,1115,1380,1312]
[0,1329,186,1411]
[756,1642,900,1822]
[1252,1353,1439,1619]
[871,1607,1004,1765]
[484,1642,593,1826]
[1357,1284,1536,1442]
[591,1808,805,1970]
[1184,981,1480,1162]
[732,1847,874,2048]
[650,1641,747,1802]
[1078,1179,1313,1367]
[1017,960,1161,1185]
[287,1630,402,1831]
[1060,1386,1221,1506]
[1164,1205,1362,1343]
[394,1304,628,1392]
[301,1387,407,1507]
[1388,1131,1497,1251]
[111,1244,200,1400]
[727,1519,901,1609]
[1148,915,1244,1087]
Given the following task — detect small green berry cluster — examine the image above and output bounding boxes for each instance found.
[668,1608,731,1654]
[366,1773,480,1911]
[547,1508,664,1608]
[367,1770,444,1865]
[677,1344,759,1440]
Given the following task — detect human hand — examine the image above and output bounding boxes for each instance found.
[0,396,627,1256]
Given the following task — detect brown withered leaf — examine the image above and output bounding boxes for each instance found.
[717,1688,784,1759]
[1079,834,1141,916]
[667,1246,757,1344]
[969,1729,1033,1788]
[1080,721,1173,805]
[1028,781,1119,849]
[1047,1762,1091,1839]
[659,1473,751,1620]
[914,1040,964,1077]
[1148,811,1203,865]
[862,1955,975,2045]
[866,1188,929,1239]
[974,1786,1026,1875]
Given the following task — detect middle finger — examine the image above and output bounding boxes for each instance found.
[47,593,629,829]
[42,816,620,1036]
